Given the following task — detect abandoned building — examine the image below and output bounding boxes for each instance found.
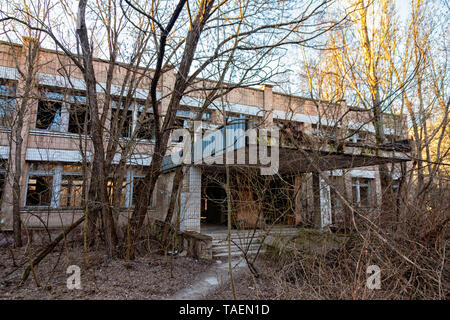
[0,40,412,256]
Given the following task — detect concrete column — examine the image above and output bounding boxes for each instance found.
[51,165,63,208]
[312,172,332,229]
[60,102,70,132]
[179,166,201,233]
[320,177,332,228]
[1,37,40,229]
[124,168,132,208]
[374,169,382,208]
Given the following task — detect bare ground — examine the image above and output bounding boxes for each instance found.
[168,258,247,300]
[0,243,213,300]
[205,259,302,300]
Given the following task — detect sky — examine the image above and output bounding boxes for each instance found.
[395,0,413,22]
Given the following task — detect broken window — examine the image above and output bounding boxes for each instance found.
[26,162,54,207]
[68,96,90,134]
[136,111,155,140]
[36,91,64,131]
[0,80,16,127]
[352,178,372,207]
[26,175,53,206]
[36,100,62,131]
[111,101,133,138]
[60,176,83,207]
[60,165,84,207]
[275,119,302,146]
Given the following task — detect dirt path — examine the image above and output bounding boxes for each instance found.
[166,258,247,300]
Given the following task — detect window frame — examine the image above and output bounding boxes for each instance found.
[0,80,17,127]
[352,177,372,208]
[35,91,65,132]
[59,165,85,208]
[67,95,90,135]
[25,165,54,207]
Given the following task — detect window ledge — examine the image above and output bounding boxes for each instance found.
[21,206,84,212]
[29,129,90,139]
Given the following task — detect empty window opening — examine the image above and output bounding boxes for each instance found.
[60,165,84,207]
[352,178,372,207]
[68,99,90,134]
[136,112,155,140]
[36,99,63,131]
[111,102,133,138]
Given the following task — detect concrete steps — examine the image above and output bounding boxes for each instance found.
[212,238,263,257]
[203,226,300,258]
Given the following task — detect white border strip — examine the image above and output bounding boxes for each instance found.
[350,170,376,179]
[26,148,91,162]
[348,121,396,135]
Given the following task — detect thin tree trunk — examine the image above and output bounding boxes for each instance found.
[11,40,40,247]
[127,0,213,259]
[162,165,185,248]
[76,0,116,254]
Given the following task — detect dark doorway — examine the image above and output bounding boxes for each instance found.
[202,180,227,225]
[262,175,294,225]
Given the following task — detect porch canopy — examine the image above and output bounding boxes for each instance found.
[166,140,411,175]
[162,122,411,174]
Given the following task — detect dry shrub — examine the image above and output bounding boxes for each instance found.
[263,184,449,300]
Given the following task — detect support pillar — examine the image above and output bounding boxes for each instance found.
[179,166,201,233]
[312,172,332,229]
